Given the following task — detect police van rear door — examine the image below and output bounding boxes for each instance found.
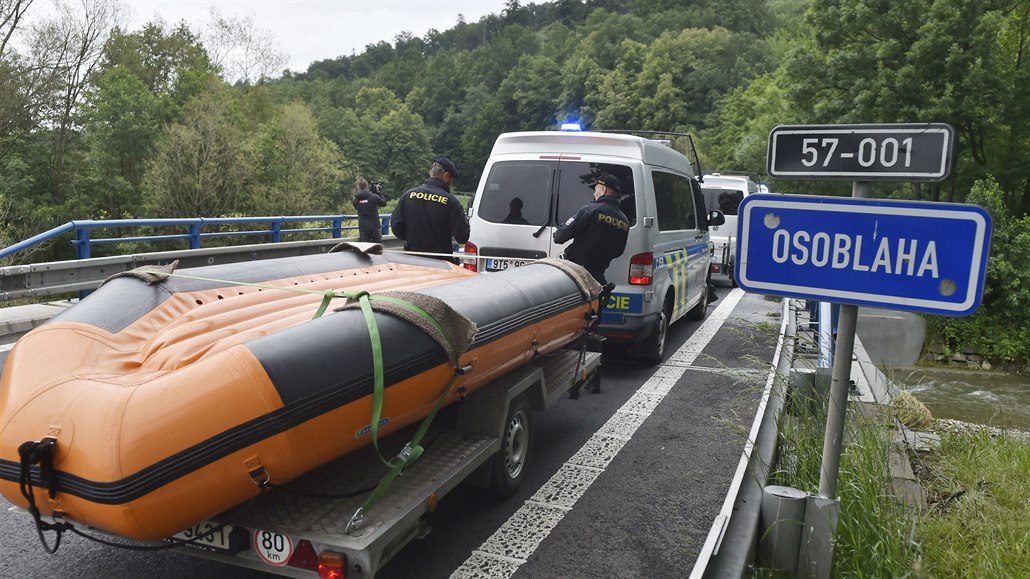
[474,160,556,271]
[474,158,635,271]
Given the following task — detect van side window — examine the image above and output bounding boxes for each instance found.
[652,171,697,231]
[702,187,744,216]
[477,161,556,226]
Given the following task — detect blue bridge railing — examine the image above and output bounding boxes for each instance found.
[0,214,393,262]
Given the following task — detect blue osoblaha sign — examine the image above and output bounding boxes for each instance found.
[735,195,992,316]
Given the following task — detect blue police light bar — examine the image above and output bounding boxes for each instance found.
[560,123,582,132]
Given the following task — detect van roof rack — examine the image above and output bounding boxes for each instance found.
[592,129,703,177]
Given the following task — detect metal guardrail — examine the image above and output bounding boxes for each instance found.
[0,236,404,301]
[0,214,394,261]
[692,297,797,578]
[0,214,397,300]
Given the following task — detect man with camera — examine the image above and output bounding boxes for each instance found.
[353,177,387,243]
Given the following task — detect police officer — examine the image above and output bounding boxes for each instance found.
[352,178,387,242]
[553,173,630,284]
[390,157,470,261]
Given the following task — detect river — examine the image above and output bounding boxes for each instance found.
[894,367,1030,430]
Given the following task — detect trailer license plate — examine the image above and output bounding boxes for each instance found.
[168,521,235,553]
[486,258,530,271]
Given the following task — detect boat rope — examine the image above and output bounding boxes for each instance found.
[17,437,70,554]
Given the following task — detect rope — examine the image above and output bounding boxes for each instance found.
[18,438,69,554]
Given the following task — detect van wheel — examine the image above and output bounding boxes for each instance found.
[688,282,709,321]
[491,395,532,497]
[644,303,671,365]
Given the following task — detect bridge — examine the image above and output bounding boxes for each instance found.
[0,217,907,578]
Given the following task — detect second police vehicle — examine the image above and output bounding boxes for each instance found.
[464,126,725,364]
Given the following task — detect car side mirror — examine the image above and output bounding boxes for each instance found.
[708,210,726,227]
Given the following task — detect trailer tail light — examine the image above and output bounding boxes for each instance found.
[629,253,653,285]
[318,550,347,579]
[463,242,478,271]
[287,539,319,571]
[710,264,721,274]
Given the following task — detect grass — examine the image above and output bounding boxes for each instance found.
[762,387,921,578]
[916,430,1030,578]
[758,357,1030,578]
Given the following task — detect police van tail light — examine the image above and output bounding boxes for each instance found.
[463,242,478,271]
[628,253,653,285]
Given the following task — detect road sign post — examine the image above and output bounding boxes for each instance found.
[756,123,979,579]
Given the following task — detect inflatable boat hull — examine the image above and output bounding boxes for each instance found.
[0,249,598,540]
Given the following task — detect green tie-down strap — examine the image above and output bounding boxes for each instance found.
[329,291,476,530]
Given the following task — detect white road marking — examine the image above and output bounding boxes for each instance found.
[0,343,13,353]
[452,289,747,579]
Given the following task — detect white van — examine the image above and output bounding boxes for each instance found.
[463,130,725,363]
[700,173,759,286]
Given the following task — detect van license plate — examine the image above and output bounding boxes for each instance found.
[167,521,235,553]
[486,258,531,271]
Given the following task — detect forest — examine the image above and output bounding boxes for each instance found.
[1,0,1029,365]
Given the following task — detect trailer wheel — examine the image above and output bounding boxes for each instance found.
[492,395,532,497]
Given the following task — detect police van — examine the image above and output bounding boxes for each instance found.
[463,129,725,364]
[700,173,759,286]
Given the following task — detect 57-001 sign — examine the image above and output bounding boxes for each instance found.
[768,123,954,181]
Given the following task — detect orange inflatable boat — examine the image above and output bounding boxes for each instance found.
[0,245,599,541]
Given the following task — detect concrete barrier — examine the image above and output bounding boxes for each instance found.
[856,307,926,367]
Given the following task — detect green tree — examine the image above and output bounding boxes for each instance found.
[374,32,428,98]
[927,177,1030,363]
[632,27,773,131]
[249,101,348,215]
[497,54,563,129]
[700,71,794,175]
[587,39,646,129]
[142,83,254,217]
[97,22,215,112]
[319,86,432,193]
[73,22,220,219]
[75,67,162,218]
[784,0,1030,210]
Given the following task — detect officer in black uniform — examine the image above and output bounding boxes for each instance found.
[352,178,387,242]
[553,173,630,284]
[390,157,470,261]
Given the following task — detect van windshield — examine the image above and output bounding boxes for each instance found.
[702,188,744,216]
[478,160,635,226]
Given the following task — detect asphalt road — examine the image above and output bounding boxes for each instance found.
[0,289,781,578]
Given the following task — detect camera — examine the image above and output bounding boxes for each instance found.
[369,180,384,194]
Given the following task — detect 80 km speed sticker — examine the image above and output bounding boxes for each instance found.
[253,529,293,566]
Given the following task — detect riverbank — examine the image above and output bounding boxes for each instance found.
[907,421,1030,577]
[931,417,1030,441]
